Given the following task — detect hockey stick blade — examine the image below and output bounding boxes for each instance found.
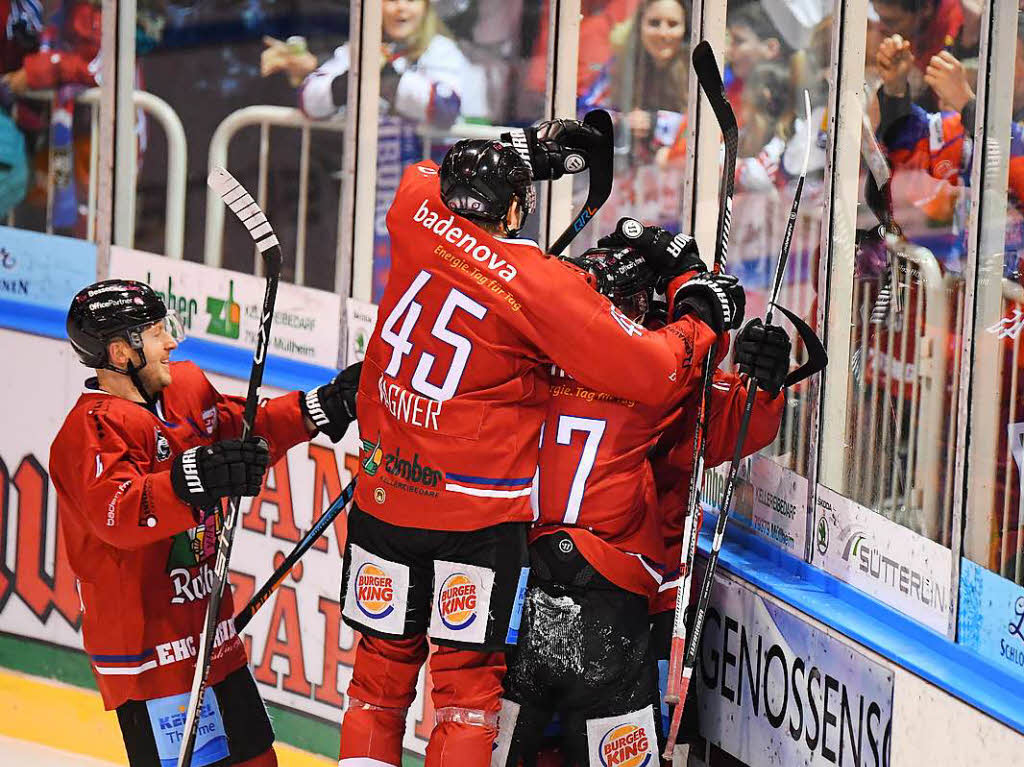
[692,42,737,138]
[208,166,284,273]
[178,175,284,767]
[547,109,614,256]
[692,42,738,271]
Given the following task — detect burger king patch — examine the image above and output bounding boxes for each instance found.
[585,706,658,767]
[428,560,495,644]
[342,544,410,635]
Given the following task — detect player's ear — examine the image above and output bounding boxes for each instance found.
[106,337,130,369]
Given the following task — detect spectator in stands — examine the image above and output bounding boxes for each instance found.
[736,61,793,192]
[524,0,640,101]
[579,0,690,165]
[0,0,39,218]
[726,3,793,112]
[264,0,489,127]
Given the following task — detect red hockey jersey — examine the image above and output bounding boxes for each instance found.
[649,371,784,613]
[49,361,311,709]
[530,365,681,598]
[354,161,718,531]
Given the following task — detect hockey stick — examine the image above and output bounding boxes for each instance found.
[177,168,283,767]
[663,91,825,759]
[661,39,737,714]
[546,109,614,256]
[234,476,357,632]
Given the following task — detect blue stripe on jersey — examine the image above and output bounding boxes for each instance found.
[91,649,155,663]
[443,473,533,487]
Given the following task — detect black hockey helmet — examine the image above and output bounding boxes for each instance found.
[567,246,656,323]
[440,139,536,230]
[67,279,183,371]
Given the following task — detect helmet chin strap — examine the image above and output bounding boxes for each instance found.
[124,353,159,408]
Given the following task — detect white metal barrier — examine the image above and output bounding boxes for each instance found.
[848,238,949,541]
[204,106,513,285]
[12,88,187,258]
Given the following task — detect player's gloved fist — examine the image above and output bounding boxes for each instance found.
[302,361,361,443]
[597,218,705,290]
[570,246,655,299]
[670,273,746,334]
[170,437,270,510]
[501,119,603,180]
[735,319,791,396]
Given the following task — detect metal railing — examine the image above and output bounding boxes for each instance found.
[11,88,187,258]
[848,237,949,542]
[204,106,513,286]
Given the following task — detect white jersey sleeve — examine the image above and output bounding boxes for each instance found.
[299,44,350,120]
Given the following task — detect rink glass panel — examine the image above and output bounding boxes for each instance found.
[962,2,1024,587]
[368,1,550,302]
[823,0,984,552]
[694,0,832,539]
[135,0,350,289]
[568,0,693,257]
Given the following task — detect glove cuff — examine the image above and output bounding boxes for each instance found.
[301,387,331,432]
[171,446,213,508]
[504,128,538,180]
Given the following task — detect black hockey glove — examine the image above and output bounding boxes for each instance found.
[170,437,270,510]
[735,319,792,396]
[670,273,746,334]
[302,361,361,442]
[501,119,604,181]
[597,217,705,291]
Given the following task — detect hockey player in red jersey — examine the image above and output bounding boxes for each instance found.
[493,224,789,766]
[49,279,358,767]
[338,124,745,766]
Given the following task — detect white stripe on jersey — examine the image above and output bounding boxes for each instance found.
[445,483,534,499]
[92,659,159,676]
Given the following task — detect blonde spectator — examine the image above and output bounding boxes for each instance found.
[263,0,488,128]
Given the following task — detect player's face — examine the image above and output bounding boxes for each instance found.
[136,318,180,393]
[640,0,686,66]
[383,0,427,44]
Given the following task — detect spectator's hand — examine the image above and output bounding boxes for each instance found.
[2,69,29,95]
[627,109,652,139]
[877,35,913,97]
[925,51,974,113]
[261,36,317,86]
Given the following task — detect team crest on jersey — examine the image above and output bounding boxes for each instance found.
[354,563,396,619]
[201,406,218,435]
[166,510,221,571]
[598,724,652,767]
[154,428,171,461]
[437,572,479,630]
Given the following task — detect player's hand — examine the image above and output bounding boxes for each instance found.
[735,319,791,395]
[261,36,317,85]
[171,437,270,510]
[302,362,361,442]
[598,217,705,291]
[500,119,603,180]
[876,35,913,97]
[925,51,974,113]
[670,273,745,334]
